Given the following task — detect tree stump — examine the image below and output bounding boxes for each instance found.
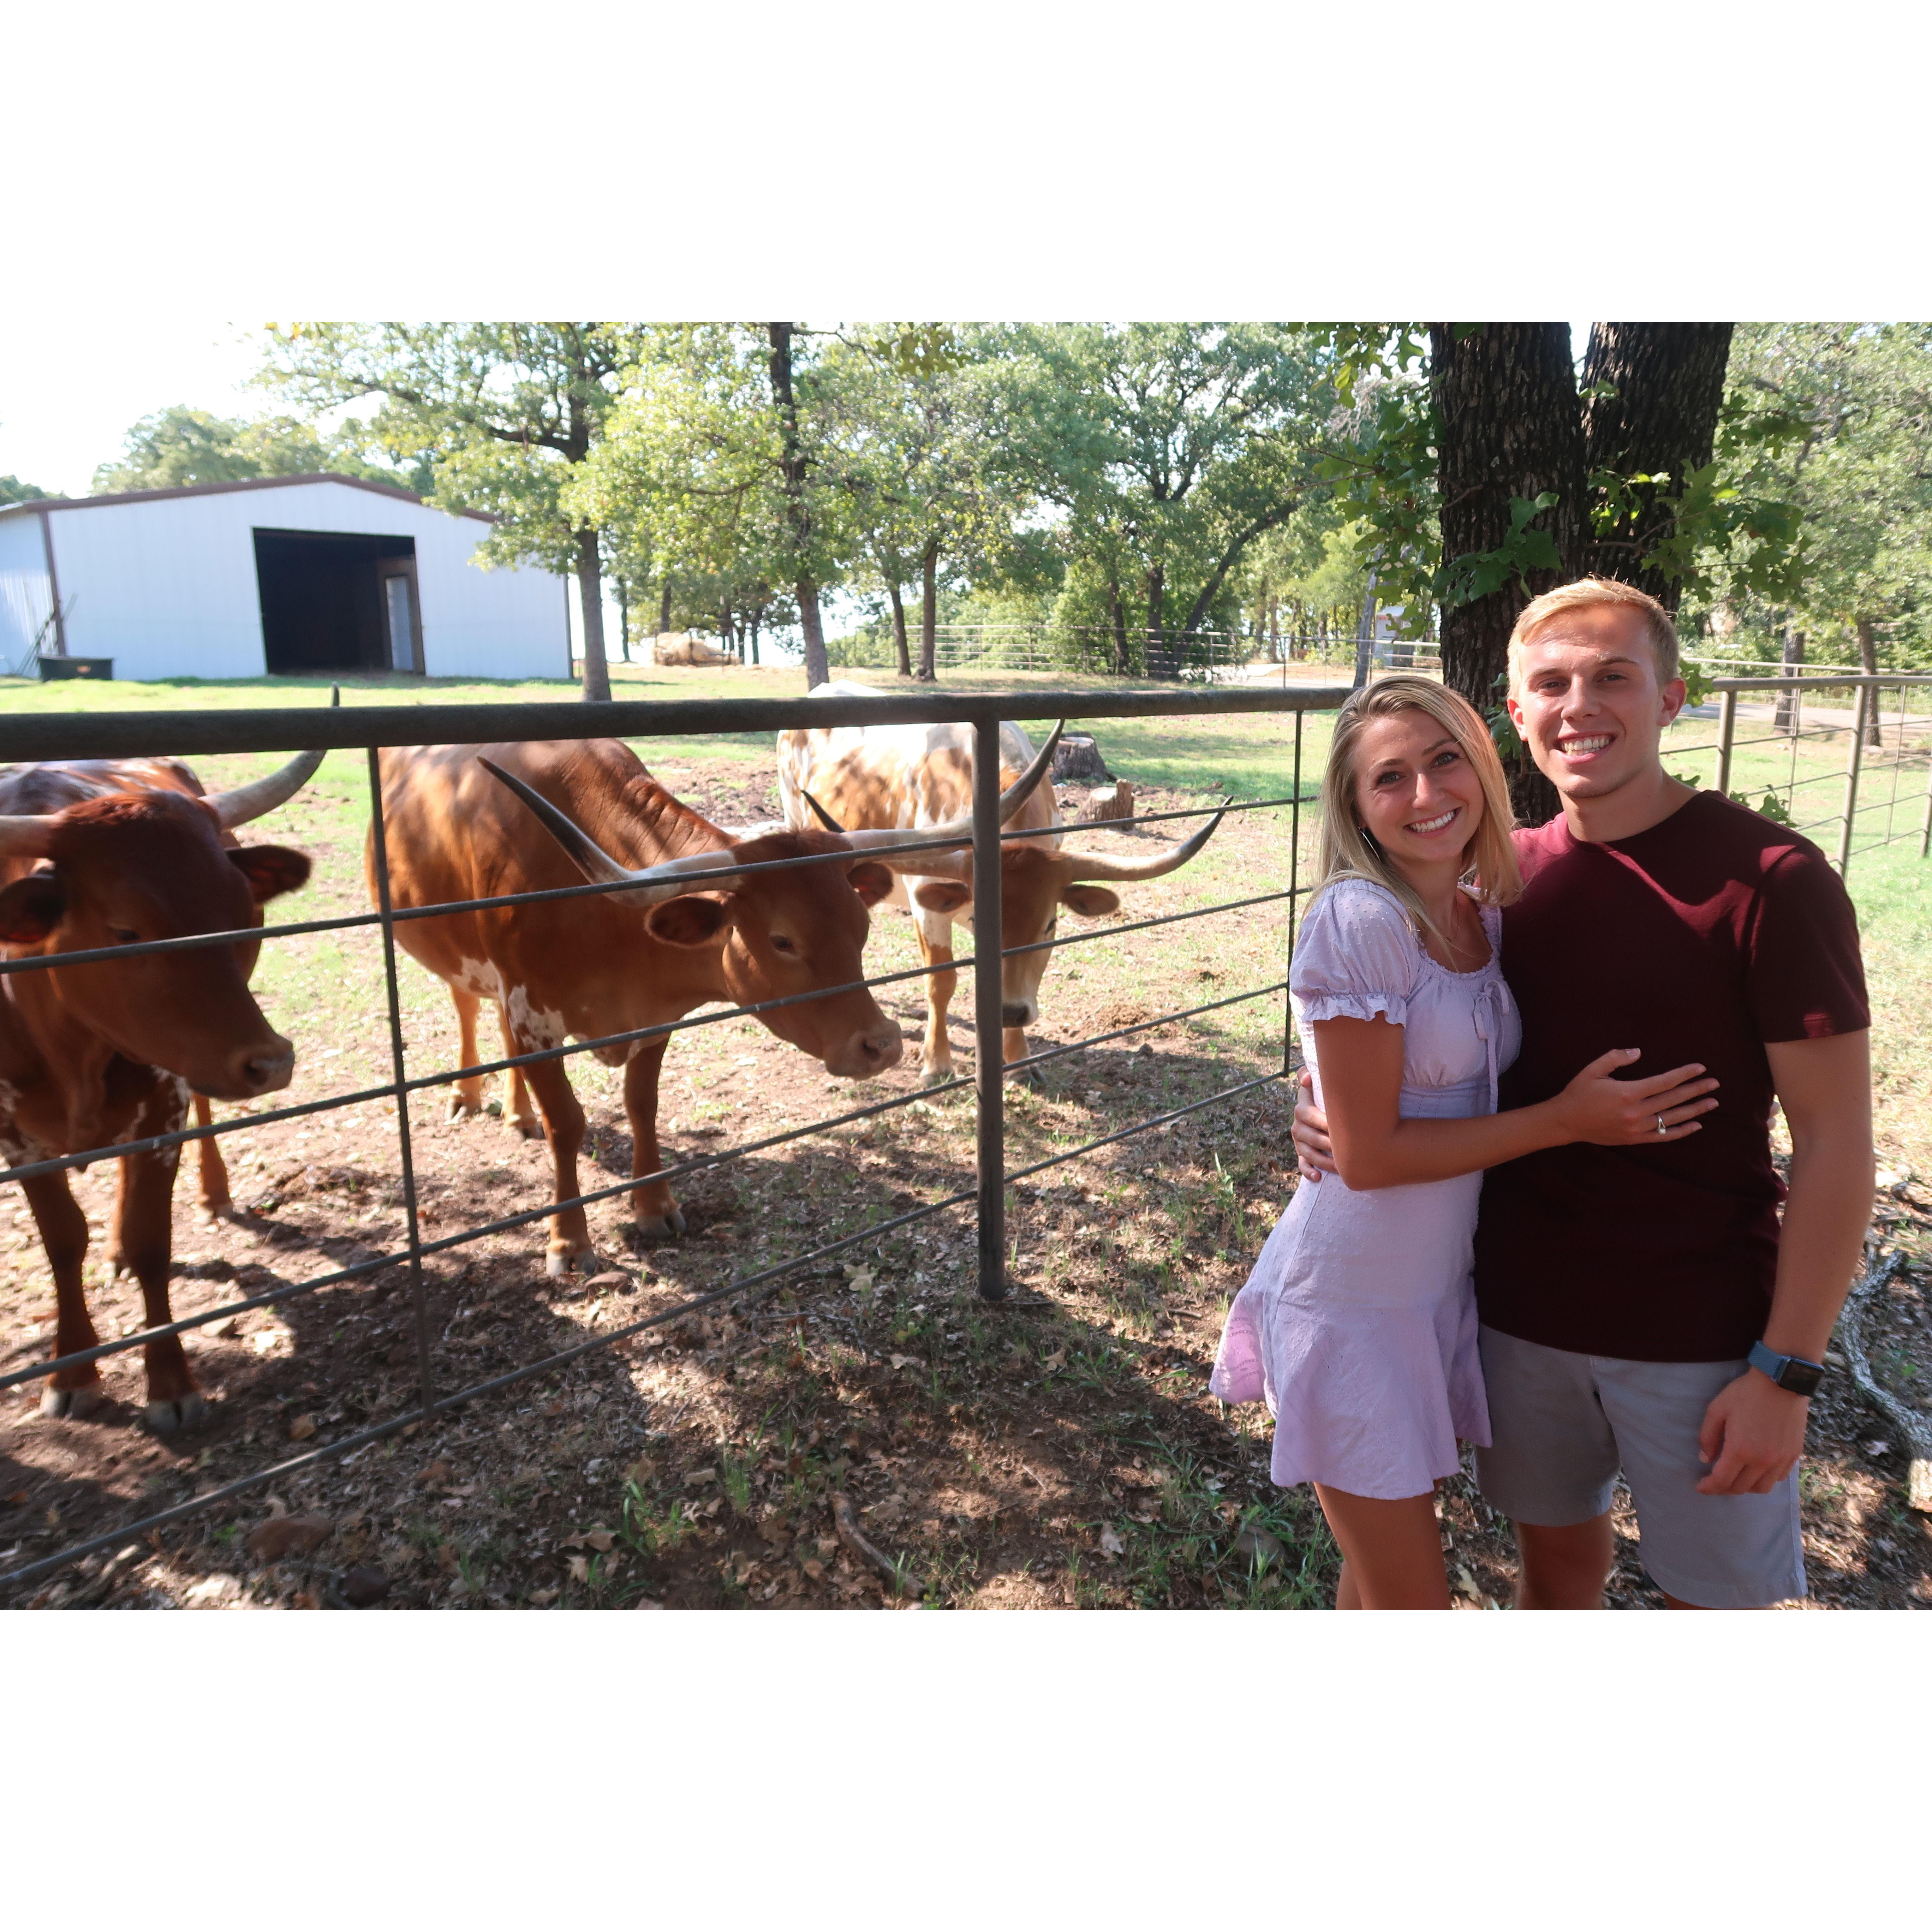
[1080,781,1135,824]
[1051,733,1111,783]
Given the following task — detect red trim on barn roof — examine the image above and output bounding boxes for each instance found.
[0,473,495,523]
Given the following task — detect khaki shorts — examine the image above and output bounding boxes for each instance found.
[1473,1325,1807,1610]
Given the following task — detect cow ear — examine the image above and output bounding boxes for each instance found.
[0,872,65,944]
[230,844,312,905]
[913,881,973,915]
[1061,884,1121,920]
[846,861,893,907]
[645,895,733,949]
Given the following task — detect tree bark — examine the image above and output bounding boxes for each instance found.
[1775,620,1806,735]
[659,579,673,634]
[1857,615,1880,746]
[1109,583,1129,675]
[617,576,630,664]
[1146,562,1172,677]
[1578,324,1735,608]
[1352,569,1379,689]
[766,322,829,688]
[1430,323,1585,823]
[885,576,911,676]
[918,538,938,681]
[575,525,611,702]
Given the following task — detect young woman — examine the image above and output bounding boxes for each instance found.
[1210,676,1719,1609]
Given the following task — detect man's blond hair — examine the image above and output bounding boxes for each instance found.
[1508,577,1680,689]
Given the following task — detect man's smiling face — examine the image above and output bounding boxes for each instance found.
[1506,603,1687,805]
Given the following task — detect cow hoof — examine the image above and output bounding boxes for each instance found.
[633,1211,686,1244]
[144,1392,209,1435]
[196,1202,239,1227]
[447,1094,483,1123]
[546,1247,597,1278]
[512,1117,545,1143]
[920,1063,955,1089]
[40,1385,103,1421]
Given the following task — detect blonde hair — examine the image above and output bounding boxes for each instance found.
[1314,674,1521,944]
[1508,576,1680,689]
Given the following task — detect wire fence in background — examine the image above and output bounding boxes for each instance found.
[0,681,1343,1594]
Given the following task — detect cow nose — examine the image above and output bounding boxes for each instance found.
[832,1022,904,1079]
[235,1039,296,1097]
[1001,1002,1034,1028]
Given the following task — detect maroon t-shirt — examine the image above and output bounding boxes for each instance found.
[1474,791,1868,1362]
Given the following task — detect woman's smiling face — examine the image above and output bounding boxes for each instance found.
[1351,710,1486,873]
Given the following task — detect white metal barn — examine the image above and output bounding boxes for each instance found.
[0,474,570,682]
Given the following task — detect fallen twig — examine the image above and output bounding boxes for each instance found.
[1836,1251,1932,1511]
[831,1492,922,1599]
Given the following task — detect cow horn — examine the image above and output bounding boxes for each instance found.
[836,720,1066,871]
[0,816,58,858]
[479,757,745,907]
[801,791,844,833]
[205,687,338,829]
[1060,798,1230,882]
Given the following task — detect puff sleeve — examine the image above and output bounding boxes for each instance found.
[1291,879,1422,1028]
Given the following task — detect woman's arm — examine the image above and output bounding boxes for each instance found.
[1313,1015,1719,1190]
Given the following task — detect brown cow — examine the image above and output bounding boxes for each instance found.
[0,753,318,1429]
[777,688,1225,1083]
[370,732,1055,1275]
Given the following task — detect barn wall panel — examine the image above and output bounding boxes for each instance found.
[0,511,55,674]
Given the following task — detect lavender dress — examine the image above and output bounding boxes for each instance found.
[1211,878,1521,1500]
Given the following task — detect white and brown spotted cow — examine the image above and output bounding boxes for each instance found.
[777,684,1225,1084]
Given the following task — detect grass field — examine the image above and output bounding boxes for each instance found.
[0,668,1926,1611]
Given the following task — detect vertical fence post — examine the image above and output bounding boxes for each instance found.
[972,713,1009,1302]
[364,747,438,1413]
[1838,681,1867,878]
[1715,688,1737,799]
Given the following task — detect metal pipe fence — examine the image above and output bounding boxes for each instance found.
[0,681,1346,1593]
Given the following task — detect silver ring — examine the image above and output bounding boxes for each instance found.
[1656,1114,1668,1136]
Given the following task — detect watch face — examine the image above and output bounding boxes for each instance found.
[1781,1359,1824,1396]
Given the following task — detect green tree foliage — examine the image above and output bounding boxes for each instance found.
[998,324,1333,675]
[1702,324,1932,671]
[263,324,647,699]
[0,474,49,506]
[91,405,423,495]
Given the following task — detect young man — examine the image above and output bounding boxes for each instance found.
[1292,578,1874,1609]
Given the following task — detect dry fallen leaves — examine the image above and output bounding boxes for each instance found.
[1098,1524,1125,1559]
[286,1414,317,1442]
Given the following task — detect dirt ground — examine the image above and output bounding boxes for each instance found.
[2,741,1929,1612]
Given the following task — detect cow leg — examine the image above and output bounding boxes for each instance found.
[514,1050,597,1275]
[27,1172,102,1420]
[916,919,958,1087]
[497,1007,544,1140]
[622,1038,685,1242]
[192,1094,234,1220]
[115,1146,204,1432]
[448,987,486,1121]
[1002,1026,1036,1077]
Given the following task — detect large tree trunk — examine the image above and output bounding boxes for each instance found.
[575,526,612,703]
[1430,323,1586,823]
[659,579,673,634]
[885,576,911,676]
[1775,619,1806,734]
[766,322,830,688]
[1352,569,1379,690]
[1109,583,1129,675]
[1578,324,1734,607]
[918,539,938,681]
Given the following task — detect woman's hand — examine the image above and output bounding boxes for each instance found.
[1549,1049,1718,1146]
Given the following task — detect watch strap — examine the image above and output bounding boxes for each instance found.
[1748,1338,1824,1396]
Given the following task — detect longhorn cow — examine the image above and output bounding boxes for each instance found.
[0,752,318,1429]
[368,730,1057,1275]
[777,685,1225,1083]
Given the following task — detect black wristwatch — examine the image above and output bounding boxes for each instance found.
[1748,1339,1825,1397]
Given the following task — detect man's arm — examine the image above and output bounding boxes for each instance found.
[1697,1030,1875,1496]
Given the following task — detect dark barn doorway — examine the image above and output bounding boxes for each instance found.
[254,528,421,674]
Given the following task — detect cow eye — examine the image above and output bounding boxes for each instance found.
[770,934,798,955]
[109,927,139,946]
